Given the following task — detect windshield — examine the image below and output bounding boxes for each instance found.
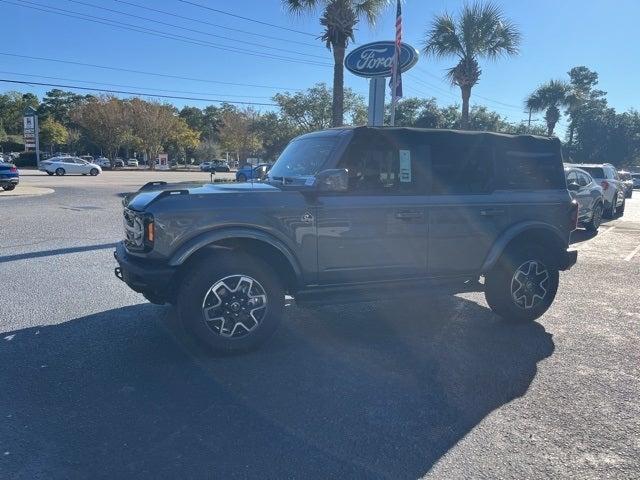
[268,136,338,180]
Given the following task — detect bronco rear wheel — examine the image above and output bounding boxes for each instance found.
[177,252,284,354]
[485,243,559,323]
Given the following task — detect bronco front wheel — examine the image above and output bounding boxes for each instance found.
[177,253,284,354]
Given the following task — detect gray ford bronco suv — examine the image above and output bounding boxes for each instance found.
[115,127,578,354]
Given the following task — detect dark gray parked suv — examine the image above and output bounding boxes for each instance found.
[115,127,578,354]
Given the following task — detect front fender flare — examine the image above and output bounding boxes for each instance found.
[168,227,303,280]
[480,221,568,273]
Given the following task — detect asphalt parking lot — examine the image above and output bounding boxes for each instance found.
[1,171,639,479]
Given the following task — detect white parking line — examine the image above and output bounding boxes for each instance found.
[624,243,640,261]
[578,226,616,249]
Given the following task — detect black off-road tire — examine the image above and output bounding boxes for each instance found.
[485,243,559,323]
[2,185,16,191]
[585,202,603,232]
[177,252,284,355]
[55,168,65,176]
[605,193,617,218]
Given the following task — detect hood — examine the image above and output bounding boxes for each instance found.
[124,181,281,211]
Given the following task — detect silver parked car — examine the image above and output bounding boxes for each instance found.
[617,171,634,198]
[568,163,625,217]
[39,156,102,176]
[564,165,604,231]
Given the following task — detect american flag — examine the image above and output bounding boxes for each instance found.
[390,0,403,99]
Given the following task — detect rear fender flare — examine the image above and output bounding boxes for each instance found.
[481,222,567,273]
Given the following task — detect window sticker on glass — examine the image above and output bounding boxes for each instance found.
[399,149,411,183]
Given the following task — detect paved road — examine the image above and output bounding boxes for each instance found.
[1,173,639,479]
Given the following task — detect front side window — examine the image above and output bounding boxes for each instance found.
[577,172,591,186]
[336,132,426,194]
[268,136,338,181]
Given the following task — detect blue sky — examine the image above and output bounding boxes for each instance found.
[1,0,638,133]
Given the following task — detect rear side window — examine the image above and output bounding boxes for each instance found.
[580,167,605,179]
[430,144,494,194]
[503,151,564,189]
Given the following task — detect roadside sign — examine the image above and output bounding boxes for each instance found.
[345,41,419,78]
[23,106,40,167]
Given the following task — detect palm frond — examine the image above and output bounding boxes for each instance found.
[353,0,391,26]
[527,80,571,111]
[423,12,465,59]
[282,0,320,15]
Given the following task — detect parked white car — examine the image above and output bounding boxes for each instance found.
[40,156,102,176]
[127,158,139,167]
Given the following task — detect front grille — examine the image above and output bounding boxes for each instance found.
[123,208,144,248]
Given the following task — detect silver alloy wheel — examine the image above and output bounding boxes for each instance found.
[201,274,268,338]
[510,260,549,309]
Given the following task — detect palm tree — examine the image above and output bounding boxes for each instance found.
[525,80,571,136]
[423,2,521,130]
[283,0,389,127]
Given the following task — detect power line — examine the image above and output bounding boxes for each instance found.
[0,71,274,99]
[113,0,320,48]
[0,52,303,90]
[63,0,328,60]
[3,0,331,67]
[176,0,317,37]
[415,67,524,111]
[0,78,278,106]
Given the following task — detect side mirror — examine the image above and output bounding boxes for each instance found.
[567,182,580,191]
[316,169,349,192]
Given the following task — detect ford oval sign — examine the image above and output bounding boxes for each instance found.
[345,41,419,78]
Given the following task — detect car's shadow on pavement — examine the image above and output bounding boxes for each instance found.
[0,296,554,479]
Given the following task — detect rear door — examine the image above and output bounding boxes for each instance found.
[426,135,510,275]
[316,130,429,284]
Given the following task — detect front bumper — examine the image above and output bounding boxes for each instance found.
[114,242,175,298]
[558,248,578,271]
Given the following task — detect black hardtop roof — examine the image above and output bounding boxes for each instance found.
[298,125,560,148]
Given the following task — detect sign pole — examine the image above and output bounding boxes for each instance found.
[34,115,40,169]
[367,77,386,126]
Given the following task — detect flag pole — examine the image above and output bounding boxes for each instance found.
[389,0,402,127]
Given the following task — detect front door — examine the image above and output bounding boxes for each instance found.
[316,130,429,284]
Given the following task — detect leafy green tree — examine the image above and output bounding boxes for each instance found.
[179,106,205,132]
[565,66,607,147]
[252,112,298,161]
[71,96,129,160]
[0,92,39,135]
[217,105,262,162]
[423,2,521,129]
[128,99,179,169]
[273,83,366,132]
[194,141,222,162]
[525,80,571,135]
[283,0,389,127]
[38,89,88,124]
[39,117,69,153]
